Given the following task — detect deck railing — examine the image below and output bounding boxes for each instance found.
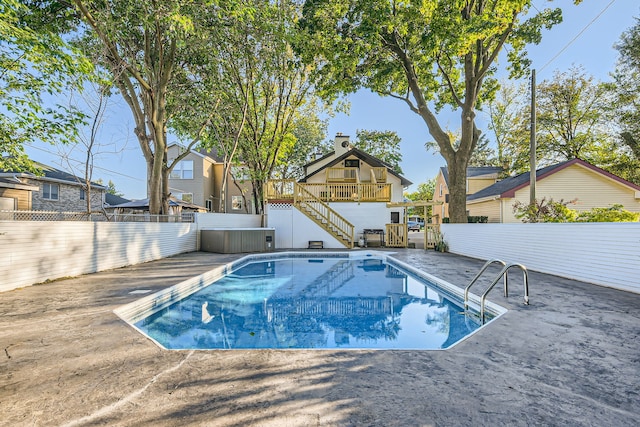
[301,183,391,202]
[265,180,391,203]
[370,167,387,183]
[295,183,355,248]
[264,179,295,200]
[326,167,359,182]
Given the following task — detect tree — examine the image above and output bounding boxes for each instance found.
[96,178,123,197]
[0,0,91,171]
[611,17,640,185]
[354,129,403,174]
[69,1,214,215]
[272,105,330,181]
[196,0,322,215]
[536,66,614,164]
[57,82,117,213]
[485,81,531,175]
[298,0,566,222]
[404,178,436,219]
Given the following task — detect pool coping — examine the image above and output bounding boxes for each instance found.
[113,250,508,351]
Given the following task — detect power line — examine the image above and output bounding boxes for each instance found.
[25,143,145,181]
[539,0,617,73]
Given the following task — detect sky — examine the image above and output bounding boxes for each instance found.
[24,0,640,199]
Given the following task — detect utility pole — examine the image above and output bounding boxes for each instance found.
[529,69,536,205]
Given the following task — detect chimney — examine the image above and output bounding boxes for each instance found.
[334,132,351,156]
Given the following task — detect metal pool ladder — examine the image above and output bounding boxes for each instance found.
[464,259,530,323]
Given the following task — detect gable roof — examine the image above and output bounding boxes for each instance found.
[104,193,131,207]
[439,166,503,186]
[467,158,640,201]
[1,162,107,190]
[109,196,206,211]
[300,147,413,186]
[168,143,220,163]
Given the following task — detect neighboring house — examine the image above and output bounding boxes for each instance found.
[0,162,106,212]
[437,159,640,223]
[0,177,39,210]
[103,193,131,212]
[109,196,207,215]
[264,133,415,248]
[167,144,254,214]
[432,166,502,222]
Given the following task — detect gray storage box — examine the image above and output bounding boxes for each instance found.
[200,228,275,253]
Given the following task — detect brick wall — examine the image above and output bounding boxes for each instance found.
[26,179,105,212]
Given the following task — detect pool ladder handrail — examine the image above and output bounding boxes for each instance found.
[464,259,530,323]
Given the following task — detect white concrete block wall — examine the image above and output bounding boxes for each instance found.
[1,221,197,292]
[266,202,401,249]
[266,203,345,249]
[442,223,640,294]
[195,212,262,228]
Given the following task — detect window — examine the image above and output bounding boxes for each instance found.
[439,184,443,197]
[205,199,213,212]
[231,195,243,211]
[344,159,359,168]
[390,212,400,224]
[170,160,194,179]
[80,189,86,200]
[174,193,193,203]
[43,183,59,200]
[231,165,250,181]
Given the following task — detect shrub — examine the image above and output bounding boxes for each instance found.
[512,198,577,223]
[442,216,488,223]
[575,204,640,222]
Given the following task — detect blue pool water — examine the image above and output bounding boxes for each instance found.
[133,255,494,350]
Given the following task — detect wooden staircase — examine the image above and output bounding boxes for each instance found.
[301,260,354,296]
[294,183,355,248]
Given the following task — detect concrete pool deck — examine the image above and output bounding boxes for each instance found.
[1,250,638,426]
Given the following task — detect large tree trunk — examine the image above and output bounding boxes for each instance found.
[447,156,469,224]
[148,151,164,215]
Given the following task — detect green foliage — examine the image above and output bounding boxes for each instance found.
[404,179,435,218]
[354,129,403,174]
[513,199,639,223]
[536,66,613,164]
[272,107,330,180]
[433,230,448,252]
[467,216,489,223]
[297,0,566,223]
[0,0,92,171]
[484,81,531,176]
[486,66,632,181]
[442,216,488,224]
[611,17,640,185]
[69,0,235,214]
[575,204,640,222]
[182,0,325,213]
[512,198,577,223]
[95,178,124,196]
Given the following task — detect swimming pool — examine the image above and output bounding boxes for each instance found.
[115,252,506,350]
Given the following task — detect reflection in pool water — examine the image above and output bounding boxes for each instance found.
[134,257,490,350]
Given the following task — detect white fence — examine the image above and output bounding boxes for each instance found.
[441,223,640,294]
[0,212,262,292]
